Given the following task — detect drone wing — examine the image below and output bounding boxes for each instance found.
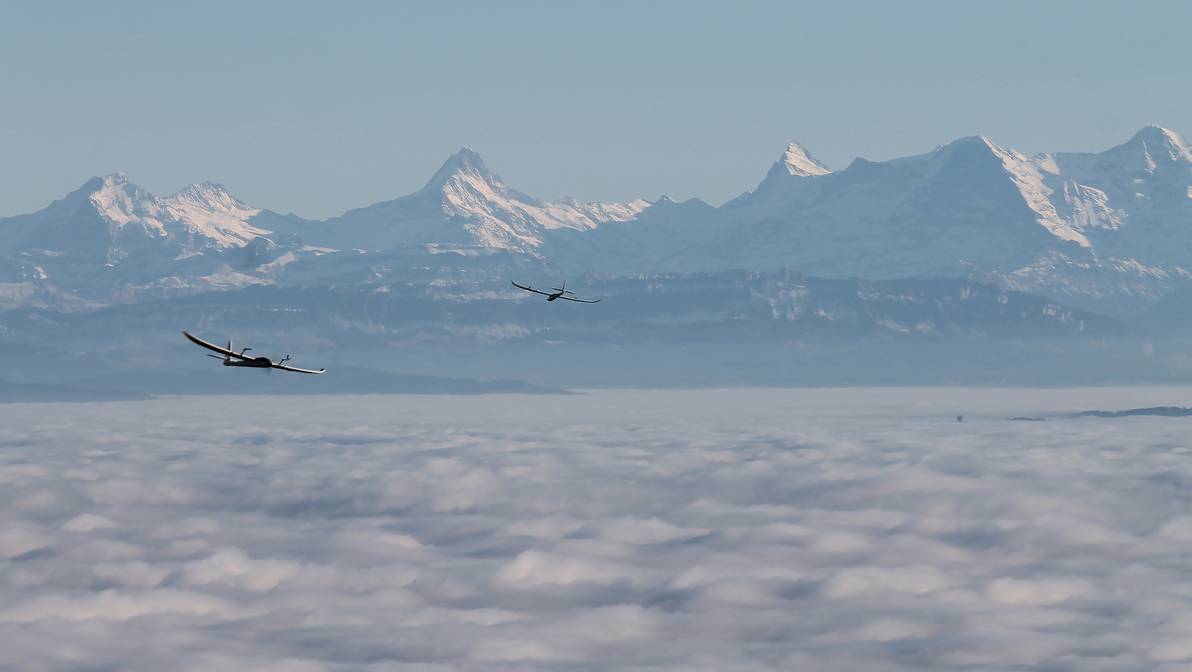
[182,330,251,360]
[272,362,326,375]
[558,295,601,303]
[511,281,553,297]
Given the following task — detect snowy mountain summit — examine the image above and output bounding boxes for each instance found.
[325,148,648,253]
[0,172,275,257]
[728,141,833,207]
[0,172,317,307]
[779,141,831,176]
[1127,124,1192,166]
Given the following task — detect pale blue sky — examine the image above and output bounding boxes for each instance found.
[1,0,1189,218]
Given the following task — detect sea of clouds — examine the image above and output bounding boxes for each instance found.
[2,387,1192,670]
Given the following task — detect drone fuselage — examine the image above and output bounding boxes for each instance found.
[224,357,273,368]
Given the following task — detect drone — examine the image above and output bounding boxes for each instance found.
[511,280,601,303]
[182,331,326,374]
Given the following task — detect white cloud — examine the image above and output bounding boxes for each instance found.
[600,516,709,545]
[1,388,1191,670]
[1157,515,1192,541]
[0,527,52,559]
[62,513,119,532]
[0,589,249,622]
[492,550,648,589]
[987,577,1099,606]
[822,564,955,599]
[179,547,301,591]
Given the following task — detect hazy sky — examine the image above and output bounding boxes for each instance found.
[2,1,1190,218]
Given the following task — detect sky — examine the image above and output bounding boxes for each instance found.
[1,0,1191,219]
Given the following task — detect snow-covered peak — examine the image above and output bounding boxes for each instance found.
[935,134,1002,155]
[424,147,496,190]
[52,173,272,249]
[161,182,268,248]
[1128,125,1192,163]
[1037,125,1192,262]
[330,148,650,251]
[935,135,1048,176]
[780,141,830,176]
[418,148,648,233]
[171,181,243,209]
[89,173,163,231]
[450,146,485,169]
[101,172,131,187]
[1086,125,1192,176]
[941,135,1091,247]
[732,141,833,205]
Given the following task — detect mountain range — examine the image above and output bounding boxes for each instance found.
[3,126,1192,390]
[3,126,1191,318]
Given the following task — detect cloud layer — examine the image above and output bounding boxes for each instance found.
[2,388,1191,670]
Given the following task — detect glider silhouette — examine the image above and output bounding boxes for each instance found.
[182,331,326,374]
[511,280,601,303]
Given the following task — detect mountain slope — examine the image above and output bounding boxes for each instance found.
[1040,125,1192,264]
[691,135,1091,278]
[560,135,1095,280]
